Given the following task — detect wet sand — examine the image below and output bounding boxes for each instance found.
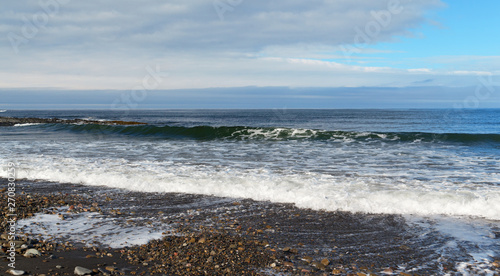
[1,178,499,275]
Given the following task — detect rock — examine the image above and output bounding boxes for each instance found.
[0,116,147,127]
[7,270,25,275]
[198,237,206,243]
[383,267,394,273]
[301,256,313,263]
[56,265,63,269]
[332,269,344,275]
[105,266,117,272]
[74,266,93,275]
[320,258,330,266]
[283,261,294,267]
[492,260,499,267]
[311,261,326,270]
[24,248,42,258]
[98,268,110,276]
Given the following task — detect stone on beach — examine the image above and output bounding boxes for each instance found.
[24,248,42,258]
[7,270,26,275]
[105,265,117,272]
[301,256,313,263]
[74,266,93,275]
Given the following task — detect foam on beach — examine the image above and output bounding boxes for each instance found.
[2,156,499,220]
[17,208,166,248]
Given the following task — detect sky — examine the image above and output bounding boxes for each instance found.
[1,0,499,108]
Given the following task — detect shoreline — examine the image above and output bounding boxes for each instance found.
[1,178,499,275]
[0,116,147,127]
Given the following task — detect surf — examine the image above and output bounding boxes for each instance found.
[16,123,500,144]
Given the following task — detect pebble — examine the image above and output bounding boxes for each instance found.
[283,261,294,267]
[74,266,93,275]
[7,270,25,275]
[383,267,394,273]
[122,231,275,275]
[23,248,42,258]
[311,261,326,270]
[98,268,110,276]
[105,266,117,272]
[301,256,313,263]
[331,269,344,275]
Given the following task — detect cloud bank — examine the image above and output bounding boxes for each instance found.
[1,0,498,91]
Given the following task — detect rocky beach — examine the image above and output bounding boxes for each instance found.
[2,178,499,275]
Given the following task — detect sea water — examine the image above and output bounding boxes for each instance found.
[0,109,499,270]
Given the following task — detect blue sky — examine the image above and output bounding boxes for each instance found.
[348,1,500,70]
[0,0,499,108]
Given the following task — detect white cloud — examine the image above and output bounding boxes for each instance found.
[408,68,433,73]
[2,0,443,51]
[2,0,497,90]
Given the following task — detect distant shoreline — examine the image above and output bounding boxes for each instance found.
[0,116,147,127]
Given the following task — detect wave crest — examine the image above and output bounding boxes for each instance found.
[25,123,500,143]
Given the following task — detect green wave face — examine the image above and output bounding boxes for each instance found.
[29,123,500,144]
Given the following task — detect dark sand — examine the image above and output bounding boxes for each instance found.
[1,178,499,275]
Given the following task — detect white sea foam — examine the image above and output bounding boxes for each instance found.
[17,209,166,248]
[2,156,500,220]
[13,123,43,127]
[406,214,500,272]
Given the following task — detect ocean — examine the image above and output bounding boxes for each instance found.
[1,109,499,273]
